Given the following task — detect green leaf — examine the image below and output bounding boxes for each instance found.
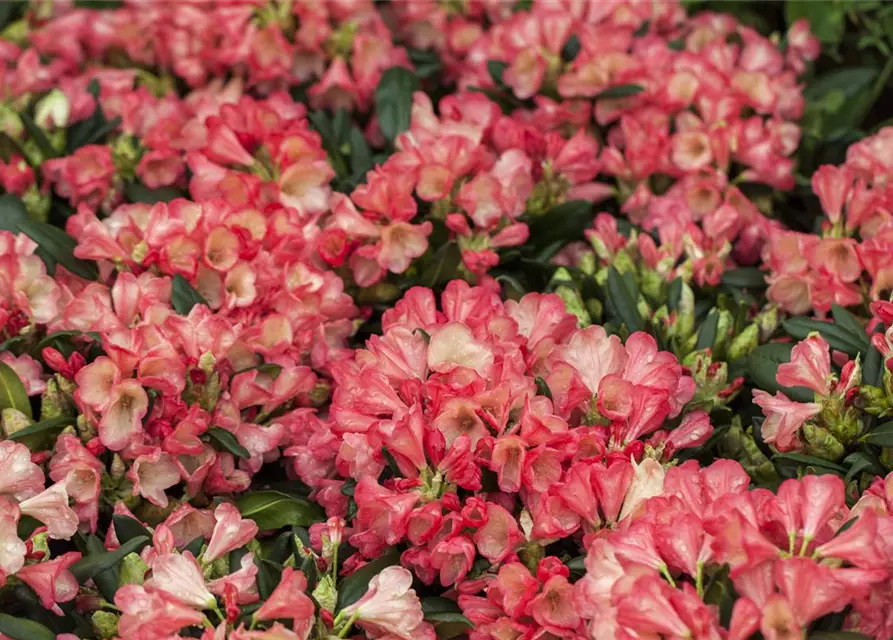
[830,304,870,352]
[773,453,848,474]
[336,547,400,611]
[375,67,419,143]
[863,421,893,447]
[721,267,766,290]
[807,633,871,640]
[535,376,553,401]
[171,274,207,315]
[745,342,814,402]
[408,48,442,79]
[205,426,250,458]
[596,84,644,100]
[182,535,204,558]
[0,361,32,420]
[561,35,581,62]
[844,451,884,482]
[348,127,373,180]
[422,597,464,617]
[804,67,879,103]
[667,277,683,312]
[6,416,74,442]
[124,182,186,204]
[235,363,283,379]
[236,490,324,531]
[526,200,593,252]
[85,534,119,601]
[71,536,150,584]
[607,267,643,333]
[696,310,720,351]
[782,317,866,358]
[420,242,461,288]
[0,614,56,640]
[0,200,98,280]
[113,515,152,544]
[786,1,844,43]
[19,113,57,159]
[863,324,885,387]
[487,60,508,85]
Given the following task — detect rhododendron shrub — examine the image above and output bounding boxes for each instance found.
[6,0,893,638]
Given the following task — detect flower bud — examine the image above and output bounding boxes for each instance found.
[0,104,23,138]
[77,414,98,442]
[313,574,338,613]
[880,448,893,471]
[802,422,845,461]
[639,268,664,302]
[34,89,71,129]
[40,377,71,421]
[712,310,734,358]
[729,323,759,361]
[675,282,696,341]
[554,284,591,328]
[22,185,51,223]
[118,553,149,586]
[719,420,778,484]
[585,298,603,323]
[91,611,119,639]
[1,408,31,438]
[860,384,890,416]
[756,306,780,341]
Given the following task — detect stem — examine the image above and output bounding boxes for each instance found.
[798,535,812,557]
[336,611,361,639]
[659,564,676,588]
[695,562,704,599]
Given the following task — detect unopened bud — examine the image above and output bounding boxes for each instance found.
[312,574,338,613]
[118,553,149,586]
[729,324,759,361]
[555,284,591,328]
[91,611,119,639]
[802,422,845,461]
[1,408,31,438]
[34,89,71,129]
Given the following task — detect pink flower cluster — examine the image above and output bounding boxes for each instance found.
[764,127,893,315]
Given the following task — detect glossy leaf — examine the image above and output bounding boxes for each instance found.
[6,416,74,442]
[336,547,400,611]
[70,536,150,584]
[0,614,55,640]
[0,361,32,420]
[205,426,250,458]
[596,84,644,99]
[375,67,419,142]
[171,274,207,315]
[236,490,324,530]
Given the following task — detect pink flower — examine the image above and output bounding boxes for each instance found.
[0,352,46,395]
[129,449,182,508]
[254,567,315,626]
[203,502,259,564]
[18,483,79,540]
[378,221,433,274]
[99,379,149,451]
[146,552,216,610]
[116,584,205,639]
[341,566,435,640]
[427,322,494,378]
[0,441,45,501]
[0,497,25,578]
[776,335,832,396]
[752,390,821,452]
[15,551,81,615]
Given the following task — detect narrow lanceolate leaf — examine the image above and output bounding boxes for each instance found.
[596,83,644,100]
[71,536,150,583]
[170,274,207,315]
[336,547,400,611]
[0,361,32,419]
[863,421,893,447]
[782,317,866,358]
[205,426,250,458]
[0,614,56,640]
[745,342,814,403]
[6,416,74,441]
[607,267,644,333]
[830,304,870,352]
[375,67,419,142]
[236,490,324,530]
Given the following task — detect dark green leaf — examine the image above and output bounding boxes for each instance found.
[0,361,32,420]
[336,547,400,611]
[0,614,56,640]
[535,376,553,401]
[74,0,124,7]
[773,453,848,474]
[607,267,643,333]
[205,426,250,458]
[696,310,720,351]
[830,304,870,352]
[0,205,99,280]
[348,127,373,180]
[596,84,644,100]
[721,267,766,290]
[783,317,866,358]
[667,38,685,51]
[420,242,461,288]
[375,67,419,143]
[807,633,871,640]
[19,113,57,159]
[33,329,99,356]
[495,274,526,295]
[422,597,463,617]
[85,535,119,601]
[236,490,324,530]
[561,35,581,62]
[171,274,207,315]
[667,277,683,312]
[124,182,186,204]
[113,515,152,544]
[804,67,878,103]
[408,48,442,79]
[487,60,508,85]
[844,452,884,482]
[6,416,74,442]
[565,556,585,572]
[863,324,885,387]
[526,200,593,252]
[863,421,893,447]
[786,1,844,43]
[182,535,204,557]
[71,536,150,583]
